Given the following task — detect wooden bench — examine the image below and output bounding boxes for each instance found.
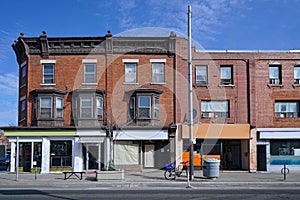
[63,171,85,180]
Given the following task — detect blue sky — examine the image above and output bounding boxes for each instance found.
[1,0,300,126]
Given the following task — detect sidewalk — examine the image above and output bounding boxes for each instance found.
[1,169,300,187]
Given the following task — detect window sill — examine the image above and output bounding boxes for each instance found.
[150,82,166,85]
[123,82,139,85]
[218,84,235,88]
[195,84,208,88]
[292,84,300,88]
[40,83,56,86]
[82,83,97,86]
[268,84,284,88]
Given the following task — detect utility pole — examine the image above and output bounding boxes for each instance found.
[187,5,194,181]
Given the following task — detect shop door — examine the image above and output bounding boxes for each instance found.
[223,140,241,170]
[144,144,155,168]
[21,142,32,172]
[84,144,100,170]
[257,145,267,171]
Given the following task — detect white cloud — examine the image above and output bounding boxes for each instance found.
[106,0,252,44]
[0,73,18,94]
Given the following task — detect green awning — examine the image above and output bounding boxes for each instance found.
[4,130,76,137]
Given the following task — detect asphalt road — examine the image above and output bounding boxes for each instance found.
[0,188,300,200]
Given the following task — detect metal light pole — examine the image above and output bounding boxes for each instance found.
[16,136,19,181]
[187,5,194,181]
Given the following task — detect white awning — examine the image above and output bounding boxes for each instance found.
[260,132,300,139]
[113,130,168,140]
[77,137,104,143]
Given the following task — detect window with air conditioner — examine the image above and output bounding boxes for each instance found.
[201,100,229,118]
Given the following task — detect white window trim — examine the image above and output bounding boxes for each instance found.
[20,95,26,101]
[83,63,96,84]
[42,63,55,84]
[40,96,53,119]
[82,59,97,64]
[40,60,56,64]
[150,59,166,63]
[122,59,139,63]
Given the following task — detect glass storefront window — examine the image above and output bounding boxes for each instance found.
[270,140,300,165]
[50,141,72,167]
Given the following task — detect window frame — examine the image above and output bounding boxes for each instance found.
[151,62,165,84]
[294,66,300,85]
[196,65,208,85]
[84,63,96,84]
[43,63,55,84]
[20,99,26,120]
[220,65,233,85]
[138,96,152,118]
[201,100,229,118]
[21,64,27,86]
[269,65,282,85]
[96,96,103,120]
[40,96,53,119]
[124,63,137,83]
[275,101,299,118]
[55,97,64,119]
[80,96,93,119]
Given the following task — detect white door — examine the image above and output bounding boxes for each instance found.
[144,144,155,168]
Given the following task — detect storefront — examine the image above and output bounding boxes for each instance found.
[257,128,300,172]
[4,129,109,173]
[113,128,171,170]
[178,123,251,170]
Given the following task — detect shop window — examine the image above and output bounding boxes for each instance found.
[50,141,72,167]
[270,140,300,165]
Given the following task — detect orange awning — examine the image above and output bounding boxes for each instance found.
[181,123,250,139]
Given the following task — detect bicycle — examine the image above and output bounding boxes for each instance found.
[164,161,189,180]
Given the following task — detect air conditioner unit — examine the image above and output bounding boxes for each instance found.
[202,113,210,118]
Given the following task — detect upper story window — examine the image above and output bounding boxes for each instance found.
[123,59,138,84]
[294,66,300,85]
[72,89,105,121]
[96,97,104,120]
[20,98,26,120]
[124,63,137,83]
[128,88,163,125]
[138,96,151,118]
[83,59,97,84]
[220,65,233,85]
[275,101,299,118]
[43,64,54,84]
[21,63,27,86]
[151,59,166,84]
[80,96,93,118]
[56,97,64,119]
[196,65,207,85]
[40,97,53,119]
[40,60,56,85]
[201,100,229,118]
[269,64,282,85]
[30,88,67,123]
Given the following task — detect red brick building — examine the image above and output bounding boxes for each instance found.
[175,38,300,172]
[4,31,177,173]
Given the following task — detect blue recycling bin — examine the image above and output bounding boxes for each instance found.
[203,158,220,178]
